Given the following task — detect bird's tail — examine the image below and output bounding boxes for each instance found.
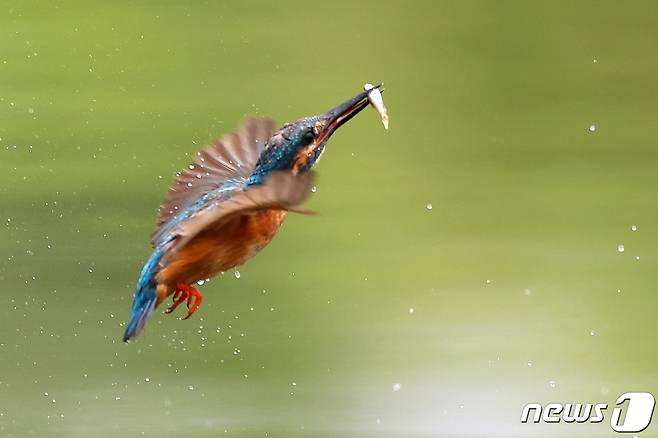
[123,248,164,342]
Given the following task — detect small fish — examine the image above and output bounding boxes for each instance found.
[364,83,389,130]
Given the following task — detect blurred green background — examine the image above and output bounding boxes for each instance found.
[1,1,657,437]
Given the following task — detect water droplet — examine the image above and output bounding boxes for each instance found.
[523,288,532,296]
[617,244,625,253]
[311,186,317,193]
[144,377,150,383]
[392,383,401,391]
[234,271,241,279]
[631,224,637,232]
[548,381,557,389]
[408,308,414,314]
[426,203,433,210]
[527,360,533,367]
[187,385,194,391]
[485,279,492,285]
[590,330,595,336]
[588,124,596,132]
[635,256,640,261]
[593,58,598,63]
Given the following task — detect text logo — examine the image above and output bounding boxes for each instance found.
[521,392,655,433]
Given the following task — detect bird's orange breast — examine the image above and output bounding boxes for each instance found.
[157,209,287,289]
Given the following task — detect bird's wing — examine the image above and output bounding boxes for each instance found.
[156,117,277,229]
[162,170,316,260]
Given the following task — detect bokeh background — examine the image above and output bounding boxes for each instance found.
[1,1,657,437]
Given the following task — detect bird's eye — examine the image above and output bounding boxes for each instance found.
[301,130,315,145]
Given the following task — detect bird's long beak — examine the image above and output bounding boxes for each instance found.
[316,84,384,144]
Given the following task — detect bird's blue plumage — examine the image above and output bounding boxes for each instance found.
[123,247,164,341]
[246,116,322,186]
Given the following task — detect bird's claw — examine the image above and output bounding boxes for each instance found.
[165,284,203,319]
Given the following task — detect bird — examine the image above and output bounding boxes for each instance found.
[123,85,384,341]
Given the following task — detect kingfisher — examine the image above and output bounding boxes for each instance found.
[123,85,385,341]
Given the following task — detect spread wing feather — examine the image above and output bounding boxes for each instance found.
[156,117,277,229]
[163,171,316,260]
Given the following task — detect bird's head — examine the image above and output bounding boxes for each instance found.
[248,85,382,183]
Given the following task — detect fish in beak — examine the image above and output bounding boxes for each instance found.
[315,84,386,145]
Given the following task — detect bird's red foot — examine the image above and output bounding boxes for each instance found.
[165,284,203,320]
